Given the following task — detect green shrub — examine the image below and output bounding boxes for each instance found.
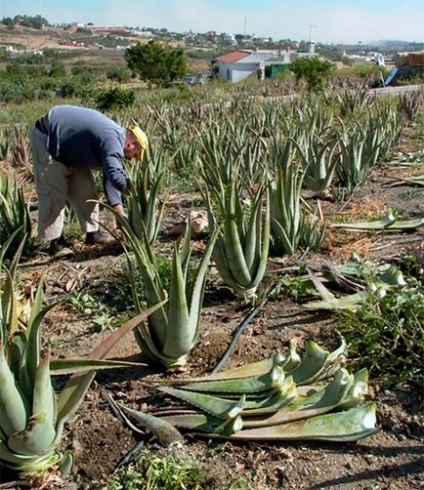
[95,86,135,111]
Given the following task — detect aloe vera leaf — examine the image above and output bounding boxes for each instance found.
[306,335,348,384]
[178,364,286,394]
[161,240,190,360]
[119,404,183,446]
[134,326,189,367]
[303,292,367,311]
[219,185,252,288]
[56,301,166,425]
[160,386,245,420]
[0,440,41,464]
[50,358,147,375]
[379,266,406,286]
[337,368,369,410]
[329,212,396,230]
[171,352,287,384]
[226,402,377,441]
[215,415,243,435]
[286,339,329,385]
[0,341,30,437]
[240,374,294,410]
[160,413,224,432]
[163,226,220,362]
[32,348,56,428]
[7,412,56,456]
[289,368,353,410]
[242,369,353,428]
[242,378,298,416]
[384,216,424,230]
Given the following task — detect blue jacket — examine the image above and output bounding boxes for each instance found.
[47,105,130,206]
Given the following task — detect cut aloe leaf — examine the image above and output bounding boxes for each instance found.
[242,369,354,428]
[286,339,329,385]
[223,402,377,441]
[329,212,396,230]
[177,363,286,395]
[160,386,246,420]
[118,404,183,446]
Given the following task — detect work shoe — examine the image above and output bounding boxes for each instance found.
[48,236,74,259]
[85,231,115,245]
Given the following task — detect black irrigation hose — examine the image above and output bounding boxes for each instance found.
[210,283,281,375]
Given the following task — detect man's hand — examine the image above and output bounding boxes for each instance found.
[112,203,127,218]
[112,204,128,233]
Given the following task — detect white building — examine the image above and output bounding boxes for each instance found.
[212,49,297,83]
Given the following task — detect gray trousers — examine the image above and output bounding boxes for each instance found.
[30,127,100,242]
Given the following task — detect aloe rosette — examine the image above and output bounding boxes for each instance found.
[115,209,220,368]
[0,238,163,477]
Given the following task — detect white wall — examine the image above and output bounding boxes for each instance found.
[216,61,260,82]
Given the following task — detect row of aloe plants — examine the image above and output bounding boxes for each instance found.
[0,92,411,375]
[106,97,408,371]
[0,89,419,485]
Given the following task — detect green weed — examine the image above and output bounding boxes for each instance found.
[96,447,256,490]
[66,291,115,332]
[338,276,424,386]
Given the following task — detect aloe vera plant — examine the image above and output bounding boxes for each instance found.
[125,147,169,245]
[0,238,164,477]
[295,131,339,198]
[203,179,270,304]
[0,173,33,258]
[115,209,220,367]
[268,137,325,256]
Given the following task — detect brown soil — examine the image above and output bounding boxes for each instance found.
[1,157,423,490]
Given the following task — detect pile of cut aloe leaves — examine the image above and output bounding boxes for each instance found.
[109,336,377,444]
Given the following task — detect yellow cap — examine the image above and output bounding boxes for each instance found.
[129,125,149,161]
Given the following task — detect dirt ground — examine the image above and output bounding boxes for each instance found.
[1,151,423,490]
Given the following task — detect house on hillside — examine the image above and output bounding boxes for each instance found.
[211,45,316,82]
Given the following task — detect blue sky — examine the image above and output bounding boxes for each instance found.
[2,0,423,44]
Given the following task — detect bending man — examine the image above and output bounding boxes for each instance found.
[30,104,148,258]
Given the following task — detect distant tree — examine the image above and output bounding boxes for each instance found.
[1,17,14,27]
[15,15,49,29]
[124,40,186,86]
[289,56,335,92]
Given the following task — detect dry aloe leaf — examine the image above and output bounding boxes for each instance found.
[304,267,367,311]
[118,403,184,446]
[395,175,424,186]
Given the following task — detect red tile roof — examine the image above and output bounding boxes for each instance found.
[215,50,251,63]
